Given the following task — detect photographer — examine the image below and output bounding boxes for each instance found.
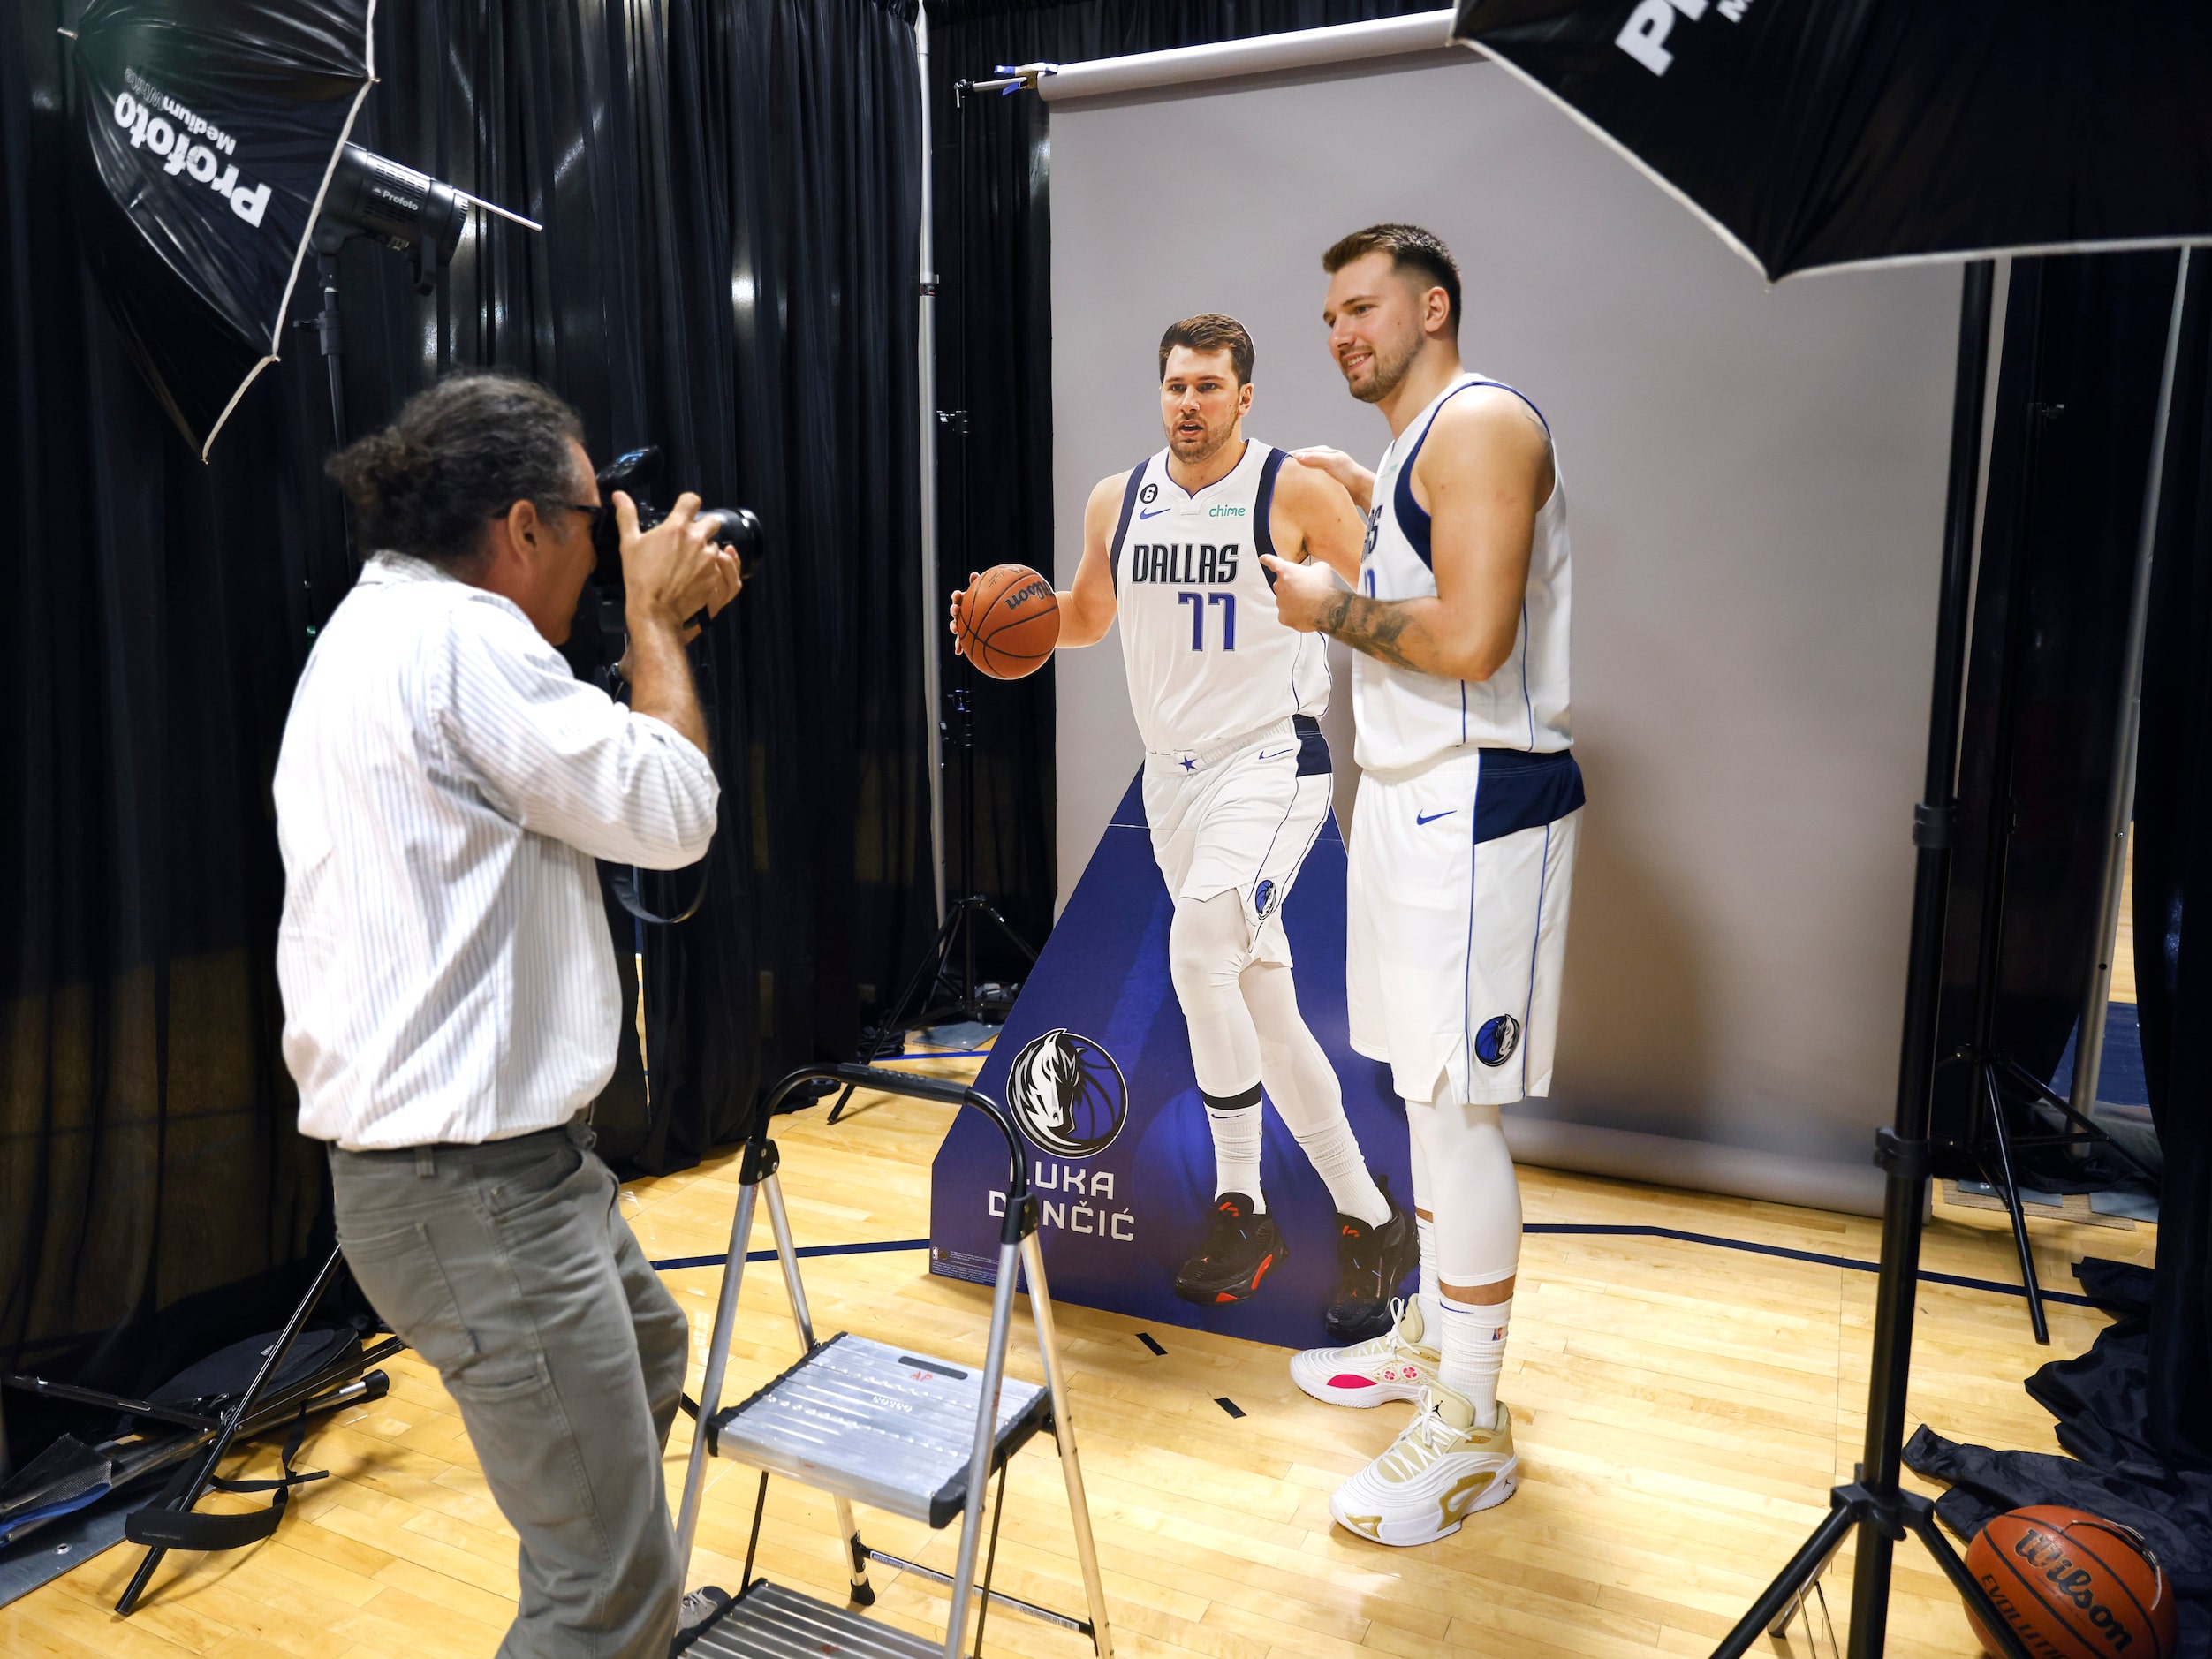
[274,373,739,1657]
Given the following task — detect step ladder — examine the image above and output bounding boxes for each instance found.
[671,1064,1113,1659]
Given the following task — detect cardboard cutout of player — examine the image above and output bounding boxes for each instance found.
[951,314,1418,1343]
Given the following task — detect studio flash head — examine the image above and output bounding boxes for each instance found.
[311,144,539,294]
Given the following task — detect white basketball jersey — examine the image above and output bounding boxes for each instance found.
[1354,373,1572,772]
[1110,439,1329,755]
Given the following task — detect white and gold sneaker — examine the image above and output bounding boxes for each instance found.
[1328,1379,1518,1545]
[1290,1298,1436,1408]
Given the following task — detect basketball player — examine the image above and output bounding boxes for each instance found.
[951,314,1419,1342]
[1261,227,1582,1547]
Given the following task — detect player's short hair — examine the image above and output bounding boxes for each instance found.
[1158,314,1255,385]
[1322,223,1462,334]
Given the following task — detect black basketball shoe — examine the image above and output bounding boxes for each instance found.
[1323,1176,1420,1344]
[1172,1193,1289,1305]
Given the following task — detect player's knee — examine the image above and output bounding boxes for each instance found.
[1168,895,1246,1003]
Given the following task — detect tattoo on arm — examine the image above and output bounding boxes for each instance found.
[1319,592,1421,670]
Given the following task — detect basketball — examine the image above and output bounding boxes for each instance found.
[958,564,1060,679]
[1963,1506,2176,1659]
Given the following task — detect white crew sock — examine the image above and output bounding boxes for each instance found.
[1205,1095,1264,1210]
[1436,1292,1512,1422]
[1241,962,1389,1226]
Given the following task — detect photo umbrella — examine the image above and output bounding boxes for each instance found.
[1444,2,2212,1655]
[67,0,375,460]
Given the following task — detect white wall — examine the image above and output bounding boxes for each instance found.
[1044,50,1961,1194]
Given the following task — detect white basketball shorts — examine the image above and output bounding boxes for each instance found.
[1143,715,1334,968]
[1346,747,1584,1106]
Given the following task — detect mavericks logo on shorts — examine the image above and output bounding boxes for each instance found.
[1007,1029,1129,1157]
[1474,1014,1522,1068]
[1253,878,1277,918]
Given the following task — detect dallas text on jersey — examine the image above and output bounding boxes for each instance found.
[1125,542,1240,586]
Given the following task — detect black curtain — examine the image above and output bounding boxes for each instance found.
[1902,259,2212,1631]
[1929,254,2179,1169]
[2135,248,2212,1471]
[925,0,1435,973]
[2,0,932,1433]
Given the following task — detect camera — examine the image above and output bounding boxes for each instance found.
[593,445,762,587]
[575,447,761,690]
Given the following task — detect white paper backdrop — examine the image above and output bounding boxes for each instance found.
[1041,49,1965,1208]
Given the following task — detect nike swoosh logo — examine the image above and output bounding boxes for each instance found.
[1257,747,1296,761]
[1416,809,1456,825]
[1138,507,1171,519]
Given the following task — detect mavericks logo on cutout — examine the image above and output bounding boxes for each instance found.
[1474,1014,1521,1068]
[1006,1029,1129,1157]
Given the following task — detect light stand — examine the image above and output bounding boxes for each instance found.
[1713,261,2042,1659]
[833,74,1037,1119]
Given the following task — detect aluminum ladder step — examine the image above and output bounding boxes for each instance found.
[711,1333,1049,1526]
[687,1579,943,1659]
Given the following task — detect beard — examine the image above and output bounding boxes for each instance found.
[1344,333,1420,405]
[1168,419,1237,465]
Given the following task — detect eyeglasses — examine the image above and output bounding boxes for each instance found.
[557,501,608,538]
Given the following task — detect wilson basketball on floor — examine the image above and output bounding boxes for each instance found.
[1963,1505,2176,1659]
[958,564,1059,679]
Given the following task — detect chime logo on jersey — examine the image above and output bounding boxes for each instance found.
[1474,1014,1522,1067]
[1006,1029,1129,1157]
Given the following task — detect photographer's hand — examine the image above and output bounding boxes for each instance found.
[615,490,736,758]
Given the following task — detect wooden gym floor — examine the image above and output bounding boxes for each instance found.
[1,1049,2154,1659]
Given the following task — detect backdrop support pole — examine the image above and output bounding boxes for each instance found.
[2070,248,2190,1116]
[918,2,947,925]
[1712,261,2033,1659]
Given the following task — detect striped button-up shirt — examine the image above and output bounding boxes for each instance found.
[274,553,719,1149]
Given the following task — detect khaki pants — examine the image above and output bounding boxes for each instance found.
[329,1120,689,1658]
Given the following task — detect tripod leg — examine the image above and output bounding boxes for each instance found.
[1712,1500,1860,1659]
[979,901,1040,967]
[1981,1069,2049,1345]
[836,905,966,1121]
[117,1245,346,1615]
[1904,1505,2041,1659]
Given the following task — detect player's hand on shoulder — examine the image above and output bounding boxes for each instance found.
[1289,447,1375,512]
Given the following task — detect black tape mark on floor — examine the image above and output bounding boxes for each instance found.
[1215,1397,1246,1419]
[1525,1223,2100,1308]
[650,1239,929,1273]
[1136,1333,1167,1356]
